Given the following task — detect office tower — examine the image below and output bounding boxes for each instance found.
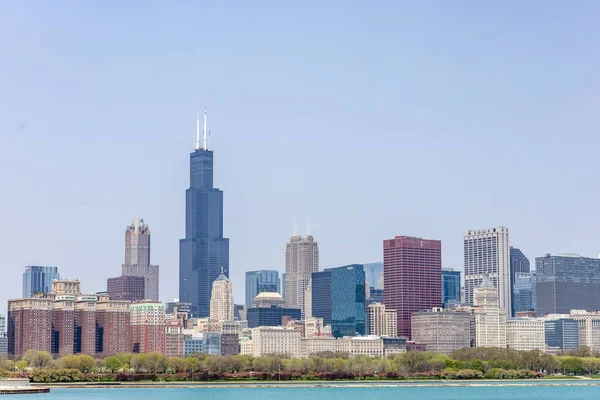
[245,270,280,307]
[51,298,75,356]
[506,319,545,351]
[130,302,166,354]
[510,247,532,316]
[545,318,579,352]
[209,272,234,322]
[464,227,511,318]
[8,298,53,357]
[363,262,384,290]
[121,218,159,301]
[368,302,397,337]
[285,235,319,315]
[95,296,131,356]
[473,277,506,348]
[442,268,461,307]
[536,254,600,317]
[310,264,366,338]
[234,304,247,321]
[107,275,145,302]
[411,308,471,354]
[22,266,60,298]
[247,304,302,328]
[383,236,442,339]
[165,319,185,357]
[281,273,286,299]
[179,110,230,317]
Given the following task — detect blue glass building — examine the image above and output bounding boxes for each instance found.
[545,318,579,351]
[245,270,280,307]
[179,120,229,317]
[510,247,532,316]
[442,268,461,307]
[22,266,60,298]
[246,306,301,328]
[363,262,383,290]
[311,264,366,338]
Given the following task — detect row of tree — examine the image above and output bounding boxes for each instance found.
[2,347,600,382]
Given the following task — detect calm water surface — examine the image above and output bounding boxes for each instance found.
[6,385,600,400]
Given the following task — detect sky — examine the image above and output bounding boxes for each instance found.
[1,1,600,309]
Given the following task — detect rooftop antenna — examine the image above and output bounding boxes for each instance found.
[194,109,201,150]
[203,107,208,150]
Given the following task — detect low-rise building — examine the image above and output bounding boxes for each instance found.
[506,318,545,351]
[411,308,471,354]
[242,326,301,357]
[545,317,579,353]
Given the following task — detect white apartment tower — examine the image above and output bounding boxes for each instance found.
[368,302,398,337]
[464,227,510,318]
[209,272,234,322]
[285,235,319,316]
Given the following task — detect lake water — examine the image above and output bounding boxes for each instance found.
[7,383,600,400]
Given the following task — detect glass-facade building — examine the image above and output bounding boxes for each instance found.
[179,136,230,317]
[545,318,579,351]
[442,268,461,307]
[22,266,60,298]
[311,264,366,338]
[245,270,280,307]
[202,332,222,355]
[363,262,384,290]
[246,306,301,328]
[536,254,600,317]
[510,247,532,316]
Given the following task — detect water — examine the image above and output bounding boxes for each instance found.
[6,383,600,400]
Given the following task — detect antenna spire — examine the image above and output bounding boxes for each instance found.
[203,107,208,150]
[194,109,201,150]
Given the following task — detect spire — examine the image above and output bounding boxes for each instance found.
[194,109,201,150]
[203,107,208,150]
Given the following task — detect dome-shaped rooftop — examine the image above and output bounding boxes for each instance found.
[254,292,283,300]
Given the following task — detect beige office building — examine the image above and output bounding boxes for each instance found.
[474,277,506,348]
[411,308,471,354]
[285,235,319,316]
[368,302,397,337]
[506,318,545,351]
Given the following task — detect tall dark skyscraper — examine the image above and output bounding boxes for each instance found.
[510,247,532,316]
[179,109,229,317]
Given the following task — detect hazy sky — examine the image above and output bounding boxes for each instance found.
[1,1,600,309]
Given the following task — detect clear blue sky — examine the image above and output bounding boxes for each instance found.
[1,1,600,308]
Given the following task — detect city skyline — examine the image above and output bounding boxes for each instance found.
[2,2,600,311]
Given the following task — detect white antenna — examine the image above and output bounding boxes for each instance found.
[203,107,208,150]
[194,109,201,150]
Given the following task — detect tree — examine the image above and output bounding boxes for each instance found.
[559,356,584,375]
[22,350,52,369]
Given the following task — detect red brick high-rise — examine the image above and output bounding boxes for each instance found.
[107,275,145,302]
[383,236,442,339]
[7,298,52,357]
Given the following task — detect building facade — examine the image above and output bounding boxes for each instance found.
[130,302,166,354]
[22,266,60,298]
[247,306,301,328]
[383,236,442,339]
[464,227,511,319]
[179,111,230,317]
[545,318,579,352]
[107,275,145,302]
[252,292,285,308]
[245,270,280,307]
[368,302,397,337]
[121,218,159,302]
[536,254,600,317]
[363,262,384,290]
[209,273,234,322]
[442,268,461,307]
[242,327,302,357]
[510,247,532,316]
[411,308,471,354]
[473,277,506,348]
[285,235,319,316]
[506,318,545,351]
[571,310,600,353]
[311,265,366,338]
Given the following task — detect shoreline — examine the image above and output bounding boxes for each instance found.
[33,379,600,389]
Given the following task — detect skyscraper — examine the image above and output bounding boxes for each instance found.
[121,218,159,301]
[536,254,600,316]
[210,272,234,322]
[463,227,511,318]
[510,247,532,316]
[311,264,366,338]
[383,236,442,339]
[22,266,60,298]
[363,262,384,290]
[245,270,280,307]
[179,109,230,317]
[473,277,507,348]
[285,235,319,316]
[442,268,461,307]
